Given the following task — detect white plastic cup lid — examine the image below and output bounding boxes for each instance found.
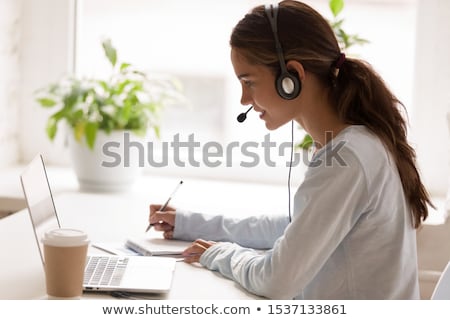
[41,228,89,247]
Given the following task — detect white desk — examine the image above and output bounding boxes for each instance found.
[2,166,447,300]
[0,205,256,300]
[0,171,288,300]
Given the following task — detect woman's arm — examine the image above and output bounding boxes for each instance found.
[174,210,289,250]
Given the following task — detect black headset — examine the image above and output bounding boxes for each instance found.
[265,4,301,100]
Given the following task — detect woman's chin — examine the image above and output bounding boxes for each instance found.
[264,122,280,131]
[263,118,287,131]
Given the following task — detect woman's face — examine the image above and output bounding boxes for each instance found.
[231,48,297,130]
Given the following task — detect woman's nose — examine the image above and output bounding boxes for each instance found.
[240,87,252,106]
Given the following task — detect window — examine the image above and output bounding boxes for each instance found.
[31,0,422,184]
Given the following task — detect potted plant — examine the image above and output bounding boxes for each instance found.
[36,39,183,192]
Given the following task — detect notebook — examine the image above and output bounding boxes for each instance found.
[125,237,185,256]
[92,237,185,257]
[20,154,176,294]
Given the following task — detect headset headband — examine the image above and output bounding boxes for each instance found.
[265,4,288,74]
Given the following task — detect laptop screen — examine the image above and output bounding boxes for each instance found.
[20,155,60,265]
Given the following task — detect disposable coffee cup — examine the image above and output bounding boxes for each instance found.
[41,228,89,299]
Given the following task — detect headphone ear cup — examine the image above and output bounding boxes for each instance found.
[276,72,301,100]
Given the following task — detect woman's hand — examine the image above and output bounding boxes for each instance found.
[182,239,216,263]
[149,204,176,239]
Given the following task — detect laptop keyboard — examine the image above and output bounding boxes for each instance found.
[84,256,129,287]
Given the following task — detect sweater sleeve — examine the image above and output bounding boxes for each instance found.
[173,210,289,250]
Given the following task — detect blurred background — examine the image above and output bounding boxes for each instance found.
[0,0,448,194]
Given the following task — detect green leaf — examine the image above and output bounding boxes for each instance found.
[71,109,84,123]
[74,122,85,142]
[63,89,80,110]
[46,117,58,140]
[102,39,117,67]
[99,80,109,92]
[153,125,160,139]
[37,97,57,107]
[119,102,132,126]
[143,102,160,114]
[85,122,98,150]
[329,0,344,17]
[116,79,132,95]
[351,35,370,46]
[120,63,131,71]
[297,134,314,150]
[330,18,344,30]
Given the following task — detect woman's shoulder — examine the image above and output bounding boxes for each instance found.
[331,125,394,178]
[337,125,389,160]
[310,125,392,175]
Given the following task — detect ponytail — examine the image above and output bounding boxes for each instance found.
[331,58,433,228]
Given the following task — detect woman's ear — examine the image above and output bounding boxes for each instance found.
[286,60,306,81]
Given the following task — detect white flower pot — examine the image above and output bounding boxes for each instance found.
[68,130,143,192]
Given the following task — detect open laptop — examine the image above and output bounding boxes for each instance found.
[20,154,176,294]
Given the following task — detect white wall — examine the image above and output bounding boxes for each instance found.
[0,0,21,168]
[411,0,450,196]
[18,0,76,165]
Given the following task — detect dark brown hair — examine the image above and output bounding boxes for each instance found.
[230,0,432,228]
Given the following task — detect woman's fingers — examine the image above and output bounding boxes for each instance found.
[149,204,176,233]
[152,221,173,232]
[195,238,216,249]
[163,230,174,240]
[182,239,216,263]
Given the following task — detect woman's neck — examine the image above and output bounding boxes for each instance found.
[294,92,348,148]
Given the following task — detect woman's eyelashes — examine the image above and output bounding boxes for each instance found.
[241,79,254,88]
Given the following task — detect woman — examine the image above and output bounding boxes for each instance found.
[149,0,432,299]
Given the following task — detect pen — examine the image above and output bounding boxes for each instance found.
[145,180,183,232]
